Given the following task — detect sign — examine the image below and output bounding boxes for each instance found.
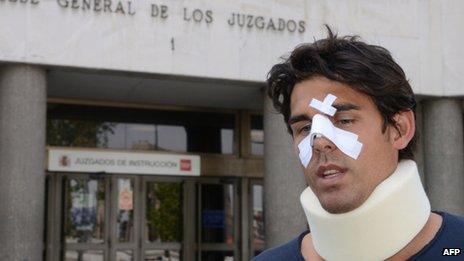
[0,0,312,84]
[48,148,201,176]
[202,210,225,229]
[119,187,133,211]
[1,1,305,34]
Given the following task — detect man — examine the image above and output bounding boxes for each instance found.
[254,27,464,260]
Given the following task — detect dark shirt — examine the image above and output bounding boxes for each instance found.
[253,211,464,260]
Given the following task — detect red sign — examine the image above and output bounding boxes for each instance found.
[180,159,191,171]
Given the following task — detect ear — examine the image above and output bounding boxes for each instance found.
[391,110,415,150]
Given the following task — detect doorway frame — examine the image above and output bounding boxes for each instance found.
[45,173,246,261]
[46,173,194,261]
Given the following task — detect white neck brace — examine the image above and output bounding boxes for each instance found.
[300,160,430,261]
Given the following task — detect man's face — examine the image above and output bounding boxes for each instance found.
[289,76,398,214]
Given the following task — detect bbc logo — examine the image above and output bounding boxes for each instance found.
[442,248,461,256]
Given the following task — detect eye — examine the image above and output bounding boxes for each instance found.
[335,118,355,127]
[299,124,312,135]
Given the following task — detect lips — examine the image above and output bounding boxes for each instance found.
[316,164,347,181]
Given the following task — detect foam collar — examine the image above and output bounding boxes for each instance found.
[300,160,430,260]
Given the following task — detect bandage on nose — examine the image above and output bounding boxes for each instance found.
[298,94,363,168]
[311,133,332,150]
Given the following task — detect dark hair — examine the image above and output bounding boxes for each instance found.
[267,26,417,160]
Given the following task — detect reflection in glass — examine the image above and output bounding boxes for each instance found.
[104,123,188,152]
[250,115,264,156]
[47,119,115,148]
[145,250,180,261]
[221,129,234,154]
[103,123,126,149]
[47,104,236,154]
[65,250,104,261]
[117,179,134,242]
[200,184,235,244]
[65,179,105,244]
[126,124,156,150]
[116,250,133,261]
[200,251,234,261]
[145,182,182,242]
[157,125,187,152]
[252,184,265,253]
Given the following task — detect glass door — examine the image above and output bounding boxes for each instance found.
[249,180,265,258]
[62,174,140,261]
[197,179,239,261]
[110,176,139,261]
[141,177,184,261]
[62,174,109,261]
[58,174,245,261]
[60,174,188,261]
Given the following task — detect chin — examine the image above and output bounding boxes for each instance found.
[322,202,357,214]
[319,194,359,214]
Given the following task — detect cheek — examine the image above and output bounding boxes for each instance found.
[356,127,389,161]
[355,129,395,180]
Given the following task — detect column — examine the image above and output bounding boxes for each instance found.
[263,95,307,248]
[414,101,426,186]
[423,98,464,216]
[0,65,47,260]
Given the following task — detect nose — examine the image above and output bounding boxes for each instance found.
[312,134,336,154]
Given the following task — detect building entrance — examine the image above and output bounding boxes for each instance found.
[46,173,242,261]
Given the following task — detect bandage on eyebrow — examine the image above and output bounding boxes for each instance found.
[309,94,337,116]
[298,94,363,168]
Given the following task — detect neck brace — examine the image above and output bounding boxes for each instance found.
[300,160,430,261]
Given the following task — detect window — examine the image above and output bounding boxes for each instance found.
[250,115,263,156]
[47,103,236,155]
[250,182,265,257]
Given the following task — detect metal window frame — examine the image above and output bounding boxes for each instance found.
[47,98,241,158]
[196,178,241,260]
[45,173,264,261]
[59,173,111,260]
[109,175,140,261]
[140,176,187,260]
[249,179,265,258]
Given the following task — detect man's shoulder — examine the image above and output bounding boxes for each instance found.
[437,211,464,240]
[411,211,464,260]
[252,230,309,261]
[442,211,464,226]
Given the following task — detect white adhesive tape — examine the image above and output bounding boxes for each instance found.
[309,94,337,116]
[298,94,363,168]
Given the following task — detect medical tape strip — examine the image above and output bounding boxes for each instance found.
[298,94,363,168]
[310,114,363,158]
[309,94,337,116]
[298,139,312,168]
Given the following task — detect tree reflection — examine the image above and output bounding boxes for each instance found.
[47,119,115,147]
[146,182,182,242]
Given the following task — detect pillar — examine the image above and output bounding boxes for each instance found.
[414,101,426,186]
[263,95,307,248]
[0,65,47,260]
[423,98,464,216]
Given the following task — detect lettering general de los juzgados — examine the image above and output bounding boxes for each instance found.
[51,0,306,33]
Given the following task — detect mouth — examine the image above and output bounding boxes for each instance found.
[315,163,348,187]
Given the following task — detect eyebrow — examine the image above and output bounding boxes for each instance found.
[288,102,361,125]
[332,102,361,112]
[288,114,311,126]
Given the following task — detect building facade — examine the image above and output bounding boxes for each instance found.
[0,0,463,260]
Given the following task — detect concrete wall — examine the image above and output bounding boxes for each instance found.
[0,0,463,96]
